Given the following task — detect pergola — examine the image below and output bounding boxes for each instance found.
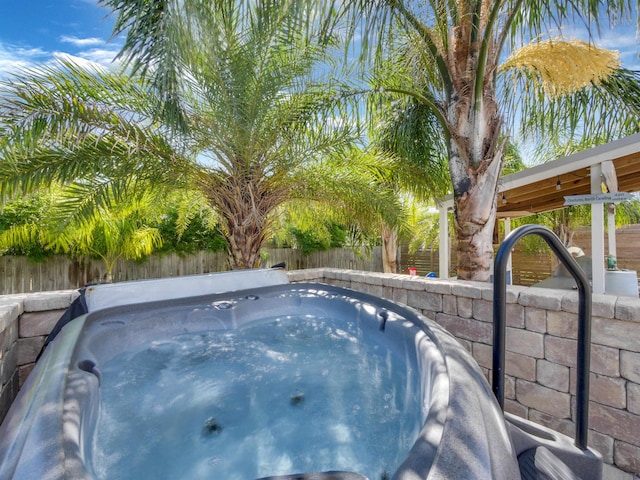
[436,132,640,294]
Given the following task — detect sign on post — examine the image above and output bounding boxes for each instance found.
[564,192,634,206]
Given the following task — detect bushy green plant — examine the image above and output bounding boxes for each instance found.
[154,207,227,255]
[0,194,54,262]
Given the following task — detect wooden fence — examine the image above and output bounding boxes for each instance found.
[2,224,639,295]
[399,243,554,285]
[0,247,383,295]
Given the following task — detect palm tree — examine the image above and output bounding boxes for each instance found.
[0,0,401,269]
[341,0,640,281]
[0,187,162,280]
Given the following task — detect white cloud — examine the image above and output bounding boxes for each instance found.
[0,43,49,78]
[73,46,121,67]
[51,51,119,71]
[0,39,122,79]
[60,35,105,47]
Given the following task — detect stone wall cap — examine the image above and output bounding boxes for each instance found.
[519,287,565,310]
[0,303,22,333]
[614,296,640,324]
[23,290,76,312]
[561,292,616,318]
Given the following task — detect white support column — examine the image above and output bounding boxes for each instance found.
[438,202,450,279]
[504,218,512,285]
[602,160,618,265]
[608,205,617,260]
[591,164,605,294]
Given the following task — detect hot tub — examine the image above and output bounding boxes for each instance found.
[0,270,601,479]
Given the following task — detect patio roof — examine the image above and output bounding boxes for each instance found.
[436,132,640,294]
[497,132,640,217]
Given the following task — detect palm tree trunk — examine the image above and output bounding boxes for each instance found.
[381,223,399,273]
[228,225,264,270]
[214,178,277,270]
[447,98,504,282]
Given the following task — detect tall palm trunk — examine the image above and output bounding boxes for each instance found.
[208,177,280,270]
[381,223,399,273]
[225,212,267,269]
[446,77,504,281]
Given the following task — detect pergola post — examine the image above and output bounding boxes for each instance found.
[438,201,451,279]
[591,163,606,294]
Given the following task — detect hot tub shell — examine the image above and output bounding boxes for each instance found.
[0,270,602,479]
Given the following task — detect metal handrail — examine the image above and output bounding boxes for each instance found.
[492,224,592,450]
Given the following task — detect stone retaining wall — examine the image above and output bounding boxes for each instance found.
[289,269,640,478]
[0,270,638,478]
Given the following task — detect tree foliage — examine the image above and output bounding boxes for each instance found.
[0,1,404,270]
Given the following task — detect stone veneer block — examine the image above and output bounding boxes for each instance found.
[23,291,74,312]
[590,403,640,446]
[391,288,407,306]
[505,376,516,399]
[456,297,473,319]
[18,364,34,388]
[1,321,18,358]
[593,317,640,353]
[537,359,570,392]
[582,373,627,409]
[547,310,578,339]
[614,441,640,476]
[362,284,383,297]
[545,336,577,367]
[591,344,620,377]
[407,290,442,313]
[16,337,45,365]
[588,429,615,465]
[0,370,19,425]
[518,288,564,310]
[505,352,537,382]
[442,295,457,315]
[0,303,22,335]
[506,303,525,328]
[524,307,547,333]
[505,399,528,418]
[614,296,640,323]
[19,310,64,338]
[506,327,544,358]
[472,342,492,369]
[516,379,570,418]
[0,348,17,387]
[628,383,640,415]
[472,299,491,322]
[621,351,640,383]
[434,313,493,344]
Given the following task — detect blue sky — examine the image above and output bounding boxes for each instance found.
[0,0,119,77]
[0,0,638,78]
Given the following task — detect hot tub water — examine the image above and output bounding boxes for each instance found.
[92,315,424,480]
